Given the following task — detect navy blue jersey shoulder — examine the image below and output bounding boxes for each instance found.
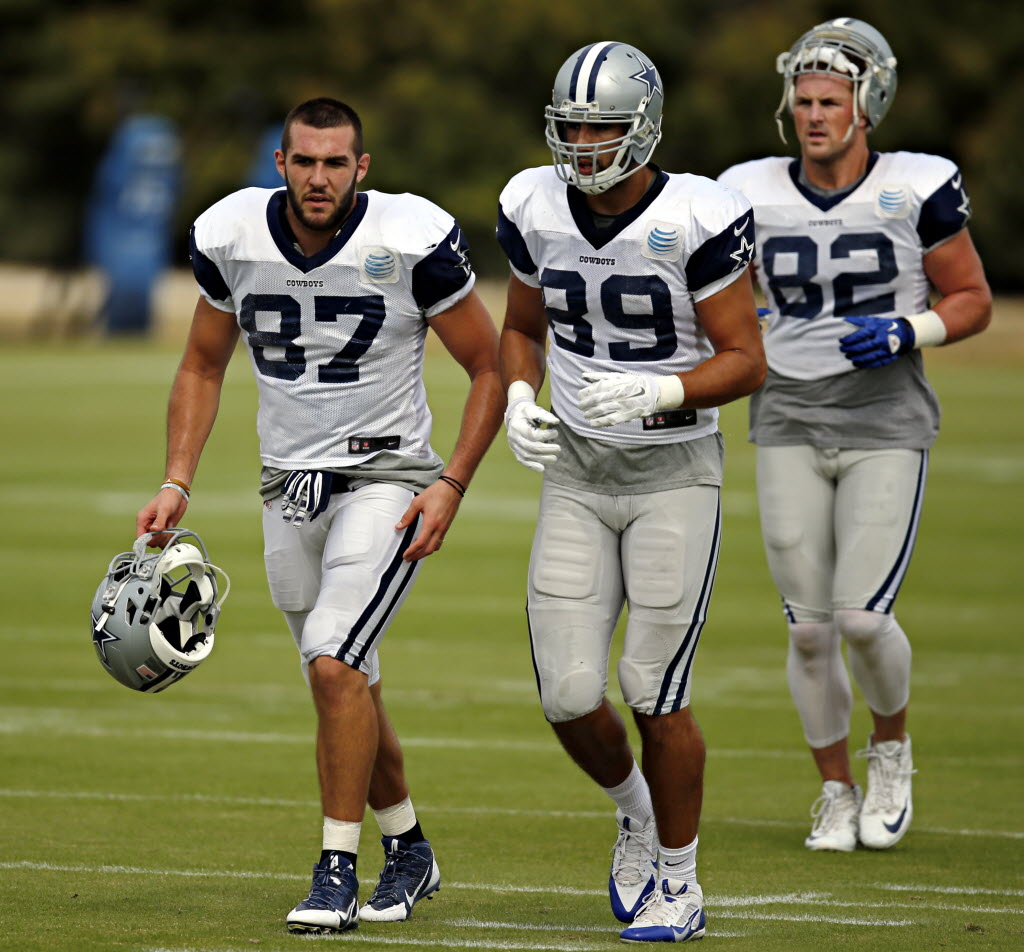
[189,226,231,303]
[496,204,537,276]
[918,170,970,249]
[412,222,473,314]
[685,211,755,293]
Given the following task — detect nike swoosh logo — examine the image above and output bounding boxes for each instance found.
[405,889,418,907]
[733,217,750,236]
[884,802,909,833]
[952,174,962,190]
[887,322,898,331]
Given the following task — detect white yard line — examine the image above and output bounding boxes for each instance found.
[1,787,1021,840]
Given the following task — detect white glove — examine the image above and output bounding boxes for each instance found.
[504,381,561,473]
[577,371,685,427]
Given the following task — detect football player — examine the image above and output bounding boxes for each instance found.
[137,98,503,933]
[718,18,991,852]
[497,42,765,943]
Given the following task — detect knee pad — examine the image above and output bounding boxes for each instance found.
[836,609,910,716]
[788,621,835,660]
[541,666,604,723]
[834,608,888,650]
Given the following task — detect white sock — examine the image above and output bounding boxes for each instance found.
[323,815,361,854]
[602,760,653,824]
[659,836,698,887]
[373,796,417,838]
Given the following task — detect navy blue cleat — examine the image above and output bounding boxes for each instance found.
[620,879,706,943]
[286,852,359,934]
[358,836,441,922]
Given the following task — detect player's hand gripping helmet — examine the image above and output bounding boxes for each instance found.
[90,528,230,693]
[546,41,664,194]
[775,17,897,145]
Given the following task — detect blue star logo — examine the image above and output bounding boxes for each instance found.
[92,617,120,667]
[630,58,660,100]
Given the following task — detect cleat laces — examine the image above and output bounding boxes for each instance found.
[857,741,915,813]
[365,841,429,908]
[611,821,656,887]
[300,865,355,912]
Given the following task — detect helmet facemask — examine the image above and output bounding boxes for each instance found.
[545,104,660,194]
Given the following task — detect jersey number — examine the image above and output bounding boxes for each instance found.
[761,232,897,318]
[238,293,385,382]
[542,269,678,360]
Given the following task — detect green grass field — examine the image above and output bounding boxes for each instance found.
[1,320,1022,951]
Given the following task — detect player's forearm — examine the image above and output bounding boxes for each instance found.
[679,347,767,409]
[499,325,547,394]
[442,368,504,487]
[163,365,226,485]
[933,285,992,345]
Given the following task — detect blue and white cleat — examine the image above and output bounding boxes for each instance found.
[858,735,915,849]
[358,836,440,922]
[620,878,706,943]
[286,852,359,934]
[610,810,658,923]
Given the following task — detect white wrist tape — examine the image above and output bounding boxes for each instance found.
[507,380,537,404]
[906,310,947,349]
[655,374,686,410]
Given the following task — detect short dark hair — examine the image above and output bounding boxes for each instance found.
[281,97,364,156]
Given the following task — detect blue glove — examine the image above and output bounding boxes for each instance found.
[839,316,915,369]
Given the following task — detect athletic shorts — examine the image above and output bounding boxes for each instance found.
[262,482,422,677]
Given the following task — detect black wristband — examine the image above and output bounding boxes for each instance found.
[437,475,466,497]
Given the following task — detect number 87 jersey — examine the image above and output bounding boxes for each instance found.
[718,151,971,381]
[190,187,474,469]
[497,164,756,445]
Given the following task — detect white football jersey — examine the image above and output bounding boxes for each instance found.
[497,165,754,445]
[190,187,475,469]
[719,152,970,381]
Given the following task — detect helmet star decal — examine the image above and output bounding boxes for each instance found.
[630,58,660,99]
[92,617,121,666]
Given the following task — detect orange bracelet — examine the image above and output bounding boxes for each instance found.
[163,477,192,495]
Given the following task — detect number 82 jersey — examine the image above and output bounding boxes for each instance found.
[718,151,971,381]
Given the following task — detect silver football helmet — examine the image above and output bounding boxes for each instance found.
[90,528,230,693]
[546,41,664,194]
[775,17,898,144]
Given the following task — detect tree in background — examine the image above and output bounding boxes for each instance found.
[2,0,1021,288]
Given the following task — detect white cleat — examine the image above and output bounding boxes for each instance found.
[858,735,915,849]
[610,810,658,923]
[804,780,862,852]
[619,878,706,943]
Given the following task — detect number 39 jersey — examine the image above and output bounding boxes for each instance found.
[497,165,754,445]
[718,151,970,382]
[190,187,474,470]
